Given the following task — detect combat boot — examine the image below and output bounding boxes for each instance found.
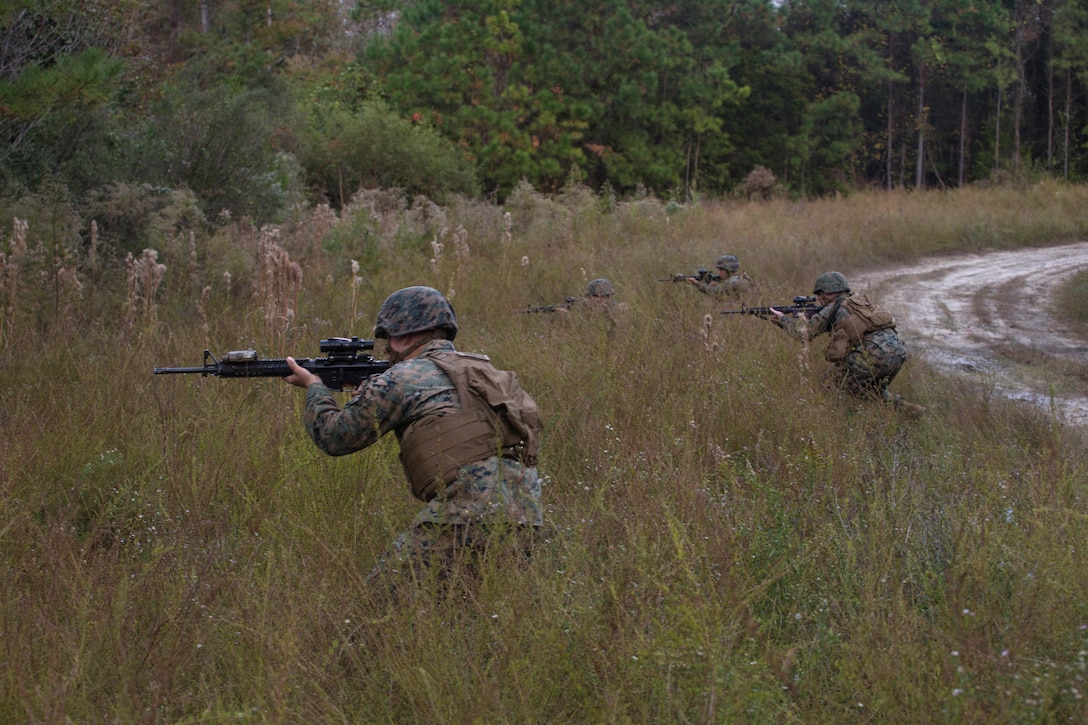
[900,401,926,418]
[892,395,926,418]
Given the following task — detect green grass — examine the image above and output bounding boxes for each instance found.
[3,181,1088,721]
[1055,269,1088,328]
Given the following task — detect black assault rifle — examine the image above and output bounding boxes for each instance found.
[520,296,578,313]
[153,336,390,390]
[657,269,719,283]
[721,295,824,318]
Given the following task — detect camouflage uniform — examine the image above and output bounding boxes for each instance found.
[525,278,626,314]
[778,292,908,402]
[693,255,753,298]
[694,272,752,298]
[300,287,543,584]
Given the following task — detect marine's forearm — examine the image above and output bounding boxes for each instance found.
[303,383,380,455]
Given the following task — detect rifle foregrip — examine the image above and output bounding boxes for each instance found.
[215,359,294,377]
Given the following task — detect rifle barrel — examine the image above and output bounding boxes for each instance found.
[153,366,208,375]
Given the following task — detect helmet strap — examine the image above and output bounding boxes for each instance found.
[387,331,438,363]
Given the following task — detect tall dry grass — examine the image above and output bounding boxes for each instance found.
[2,182,1088,722]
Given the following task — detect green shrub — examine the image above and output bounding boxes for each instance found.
[127,82,306,223]
[300,97,479,208]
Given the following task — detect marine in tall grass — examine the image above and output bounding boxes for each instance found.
[768,271,924,415]
[283,286,545,590]
[522,277,627,314]
[685,254,754,298]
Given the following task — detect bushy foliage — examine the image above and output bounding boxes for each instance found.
[741,165,778,200]
[300,96,479,207]
[123,81,306,223]
[83,183,206,258]
[0,47,126,195]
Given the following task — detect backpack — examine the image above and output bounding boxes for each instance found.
[825,294,896,362]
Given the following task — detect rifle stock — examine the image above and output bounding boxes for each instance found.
[153,336,390,390]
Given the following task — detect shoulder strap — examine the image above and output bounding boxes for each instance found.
[844,294,895,332]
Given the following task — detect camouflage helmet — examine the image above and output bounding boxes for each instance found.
[715,254,740,272]
[374,286,458,339]
[812,271,851,295]
[586,278,615,297]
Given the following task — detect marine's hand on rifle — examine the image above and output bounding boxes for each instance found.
[284,356,321,388]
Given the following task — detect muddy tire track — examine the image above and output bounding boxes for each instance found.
[853,241,1088,426]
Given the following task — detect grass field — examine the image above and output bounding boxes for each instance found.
[3,180,1088,722]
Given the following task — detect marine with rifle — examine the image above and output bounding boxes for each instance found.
[522,278,625,314]
[282,285,546,590]
[763,271,924,415]
[660,254,753,298]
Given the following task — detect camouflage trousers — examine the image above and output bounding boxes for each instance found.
[364,520,540,597]
[824,329,908,403]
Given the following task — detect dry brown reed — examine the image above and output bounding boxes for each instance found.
[186,230,199,292]
[197,285,212,349]
[700,312,717,353]
[1,217,84,339]
[449,224,470,300]
[344,188,450,250]
[256,225,303,348]
[50,249,83,334]
[87,219,99,268]
[349,259,363,327]
[303,203,339,254]
[0,218,28,342]
[124,248,167,331]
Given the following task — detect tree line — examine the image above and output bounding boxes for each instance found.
[2,0,1088,233]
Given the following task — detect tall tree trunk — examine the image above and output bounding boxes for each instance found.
[995,84,1002,174]
[915,61,925,189]
[691,135,700,201]
[899,141,907,188]
[886,35,895,191]
[959,87,967,187]
[684,142,692,201]
[1012,12,1026,175]
[1047,4,1054,170]
[1065,67,1072,178]
[887,76,894,190]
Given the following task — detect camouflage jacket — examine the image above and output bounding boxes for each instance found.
[303,339,543,527]
[695,272,752,297]
[779,293,905,366]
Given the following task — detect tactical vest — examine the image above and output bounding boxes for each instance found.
[397,350,543,502]
[824,293,896,363]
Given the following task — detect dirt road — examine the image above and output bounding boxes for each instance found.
[853,241,1088,426]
